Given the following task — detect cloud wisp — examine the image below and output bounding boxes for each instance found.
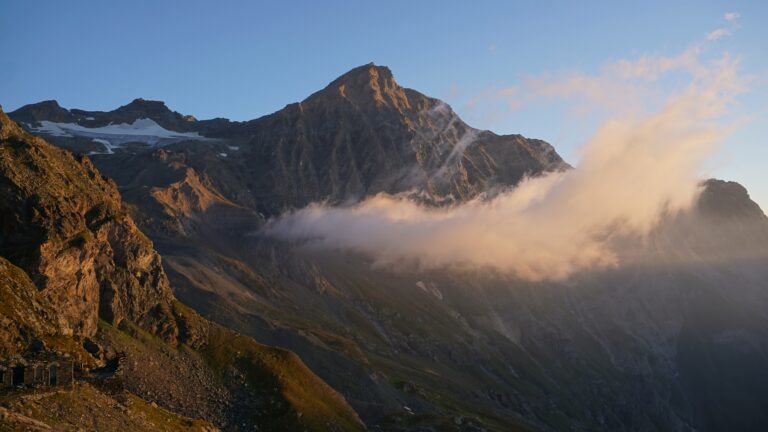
[467,13,741,121]
[263,47,744,281]
[708,11,741,41]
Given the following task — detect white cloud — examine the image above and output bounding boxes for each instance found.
[707,27,731,41]
[264,53,744,281]
[471,45,707,119]
[724,12,740,22]
[464,13,743,120]
[707,11,741,41]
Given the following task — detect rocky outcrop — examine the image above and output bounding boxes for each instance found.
[0,107,177,339]
[0,257,62,356]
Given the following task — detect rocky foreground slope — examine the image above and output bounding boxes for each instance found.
[0,110,177,339]
[0,108,364,431]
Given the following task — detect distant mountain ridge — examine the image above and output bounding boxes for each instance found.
[11,98,200,132]
[10,63,568,212]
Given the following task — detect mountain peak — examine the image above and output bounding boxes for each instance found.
[328,63,394,87]
[307,63,414,111]
[30,99,64,109]
[698,179,767,221]
[9,99,75,124]
[117,98,171,113]
[0,106,24,140]
[110,98,199,130]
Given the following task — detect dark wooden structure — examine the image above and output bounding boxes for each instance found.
[0,355,73,388]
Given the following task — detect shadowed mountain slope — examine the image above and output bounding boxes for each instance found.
[0,108,365,432]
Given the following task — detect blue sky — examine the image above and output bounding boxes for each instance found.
[1,0,766,208]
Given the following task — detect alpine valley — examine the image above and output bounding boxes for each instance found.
[2,64,768,432]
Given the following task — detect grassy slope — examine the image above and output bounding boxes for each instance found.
[163,241,543,431]
[0,257,59,356]
[0,382,215,432]
[179,302,366,432]
[96,303,365,432]
[0,261,214,432]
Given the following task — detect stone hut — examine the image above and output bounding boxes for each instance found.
[0,354,73,389]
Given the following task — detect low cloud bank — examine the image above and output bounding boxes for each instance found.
[263,48,743,281]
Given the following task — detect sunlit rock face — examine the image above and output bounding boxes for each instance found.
[0,107,177,339]
[223,64,568,213]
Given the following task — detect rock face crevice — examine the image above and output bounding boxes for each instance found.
[0,108,176,339]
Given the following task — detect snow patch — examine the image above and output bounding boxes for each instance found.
[90,138,115,155]
[28,118,207,147]
[218,152,228,158]
[29,121,72,137]
[415,280,443,300]
[32,118,202,138]
[227,145,240,151]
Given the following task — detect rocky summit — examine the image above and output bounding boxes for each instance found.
[3,64,768,432]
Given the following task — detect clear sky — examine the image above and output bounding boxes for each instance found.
[1,0,766,208]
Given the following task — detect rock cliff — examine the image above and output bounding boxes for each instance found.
[0,107,177,339]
